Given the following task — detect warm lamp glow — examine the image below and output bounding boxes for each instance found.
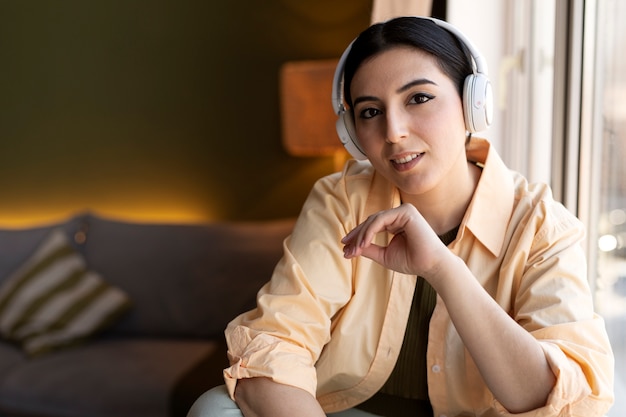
[279,59,347,158]
[0,176,228,228]
[0,202,219,229]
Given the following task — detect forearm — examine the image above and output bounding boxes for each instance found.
[430,255,556,413]
[234,377,326,417]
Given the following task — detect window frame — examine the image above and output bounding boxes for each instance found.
[552,0,603,292]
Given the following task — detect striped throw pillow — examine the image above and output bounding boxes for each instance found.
[0,229,131,356]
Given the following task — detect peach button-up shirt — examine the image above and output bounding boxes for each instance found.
[224,138,614,417]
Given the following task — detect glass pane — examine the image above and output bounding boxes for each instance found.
[592,1,626,415]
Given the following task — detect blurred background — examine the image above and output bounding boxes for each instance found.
[0,0,373,226]
[0,2,624,413]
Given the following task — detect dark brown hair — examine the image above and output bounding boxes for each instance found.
[342,17,474,109]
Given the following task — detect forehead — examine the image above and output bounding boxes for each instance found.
[350,46,450,93]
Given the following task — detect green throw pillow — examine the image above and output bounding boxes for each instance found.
[0,229,132,356]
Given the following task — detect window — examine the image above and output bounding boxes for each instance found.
[578,1,626,415]
[556,0,625,415]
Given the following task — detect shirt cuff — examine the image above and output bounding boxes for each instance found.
[492,342,593,416]
[224,327,318,400]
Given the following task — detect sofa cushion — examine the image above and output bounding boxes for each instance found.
[0,229,132,356]
[0,342,24,379]
[80,214,294,338]
[0,337,225,417]
[0,215,87,286]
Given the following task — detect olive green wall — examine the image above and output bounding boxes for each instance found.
[0,0,371,226]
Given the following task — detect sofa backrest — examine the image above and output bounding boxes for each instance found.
[0,216,86,282]
[0,213,295,339]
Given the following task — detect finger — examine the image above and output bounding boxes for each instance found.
[341,225,361,244]
[342,205,412,255]
[342,221,375,258]
[343,214,392,258]
[341,213,378,246]
[343,240,386,263]
[343,217,380,251]
[359,243,387,264]
[355,210,403,247]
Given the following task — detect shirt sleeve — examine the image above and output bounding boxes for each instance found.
[502,199,614,416]
[223,171,359,400]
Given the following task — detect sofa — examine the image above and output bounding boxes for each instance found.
[0,212,295,417]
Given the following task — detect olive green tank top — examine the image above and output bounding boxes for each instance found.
[356,225,460,417]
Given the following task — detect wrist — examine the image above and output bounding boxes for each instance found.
[423,251,467,295]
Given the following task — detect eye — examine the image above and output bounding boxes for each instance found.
[409,93,435,105]
[358,107,382,119]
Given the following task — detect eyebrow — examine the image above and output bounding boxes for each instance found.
[398,78,437,93]
[353,78,438,107]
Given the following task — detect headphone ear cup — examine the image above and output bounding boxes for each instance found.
[336,110,368,160]
[463,73,493,133]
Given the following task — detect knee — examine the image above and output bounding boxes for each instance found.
[187,385,241,417]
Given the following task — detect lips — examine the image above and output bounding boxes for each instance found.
[390,152,424,170]
[390,152,424,171]
[392,153,420,164]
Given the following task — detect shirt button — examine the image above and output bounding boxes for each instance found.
[432,364,441,373]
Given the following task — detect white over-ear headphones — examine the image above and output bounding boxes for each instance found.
[331,16,493,160]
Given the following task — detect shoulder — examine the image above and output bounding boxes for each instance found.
[510,172,584,246]
[315,159,376,186]
[301,159,396,229]
[309,159,379,202]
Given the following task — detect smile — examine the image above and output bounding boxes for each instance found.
[392,153,422,164]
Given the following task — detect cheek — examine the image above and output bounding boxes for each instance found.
[447,98,468,130]
[423,103,467,142]
[432,94,465,122]
[354,123,383,153]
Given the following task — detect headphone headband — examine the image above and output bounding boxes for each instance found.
[332,16,493,160]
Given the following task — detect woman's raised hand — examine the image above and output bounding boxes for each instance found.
[341,204,452,280]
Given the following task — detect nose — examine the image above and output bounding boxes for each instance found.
[384,109,410,144]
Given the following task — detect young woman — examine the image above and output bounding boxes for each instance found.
[188,16,614,417]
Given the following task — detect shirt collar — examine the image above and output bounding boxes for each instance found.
[461,138,515,257]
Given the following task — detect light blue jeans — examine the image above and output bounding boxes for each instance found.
[187,385,381,417]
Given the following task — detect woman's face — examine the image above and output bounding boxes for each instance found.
[350,46,469,200]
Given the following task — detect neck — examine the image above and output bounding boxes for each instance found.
[401,161,481,235]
